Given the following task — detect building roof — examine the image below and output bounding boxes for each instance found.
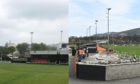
[30,51,57,55]
[30,49,69,55]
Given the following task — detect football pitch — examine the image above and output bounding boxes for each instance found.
[0,62,68,84]
[110,44,140,56]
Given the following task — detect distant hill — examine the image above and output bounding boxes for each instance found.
[118,28,140,36]
[97,32,118,37]
[69,28,140,45]
[97,28,140,37]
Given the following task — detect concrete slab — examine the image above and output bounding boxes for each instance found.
[76,62,140,80]
[69,55,140,83]
[69,77,140,84]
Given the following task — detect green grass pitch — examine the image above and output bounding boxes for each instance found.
[0,63,68,84]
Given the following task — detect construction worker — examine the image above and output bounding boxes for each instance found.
[78,48,86,62]
[72,47,76,56]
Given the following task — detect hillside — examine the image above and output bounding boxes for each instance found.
[69,28,140,45]
[118,28,140,36]
[98,28,140,37]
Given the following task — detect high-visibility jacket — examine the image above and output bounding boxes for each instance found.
[79,50,85,55]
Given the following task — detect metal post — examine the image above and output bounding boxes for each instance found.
[86,28,88,36]
[30,32,33,50]
[88,26,91,42]
[60,30,63,44]
[0,52,2,61]
[86,28,89,43]
[95,20,98,42]
[89,26,91,36]
[107,8,111,49]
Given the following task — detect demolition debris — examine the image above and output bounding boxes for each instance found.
[81,52,140,64]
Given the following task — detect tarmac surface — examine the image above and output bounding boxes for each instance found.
[69,55,140,84]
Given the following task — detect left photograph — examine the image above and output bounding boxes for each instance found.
[0,0,68,84]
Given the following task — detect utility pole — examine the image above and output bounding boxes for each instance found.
[107,8,111,49]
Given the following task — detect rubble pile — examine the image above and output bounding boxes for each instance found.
[81,52,140,64]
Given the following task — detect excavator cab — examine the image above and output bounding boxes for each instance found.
[79,42,107,55]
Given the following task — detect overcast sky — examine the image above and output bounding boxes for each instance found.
[1,0,140,45]
[0,0,68,46]
[69,0,140,37]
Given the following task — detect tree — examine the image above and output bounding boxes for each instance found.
[0,46,12,60]
[31,43,57,51]
[5,42,8,47]
[40,43,47,50]
[0,46,9,55]
[31,43,47,51]
[31,43,41,51]
[7,46,16,54]
[7,46,16,58]
[46,45,57,50]
[16,43,29,57]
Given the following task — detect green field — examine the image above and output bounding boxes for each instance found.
[110,44,140,56]
[0,62,68,84]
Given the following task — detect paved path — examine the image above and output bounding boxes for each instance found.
[69,77,140,84]
[69,56,140,84]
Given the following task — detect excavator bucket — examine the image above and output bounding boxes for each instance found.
[96,44,106,52]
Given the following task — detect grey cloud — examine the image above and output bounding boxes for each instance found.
[5,0,68,20]
[0,0,68,45]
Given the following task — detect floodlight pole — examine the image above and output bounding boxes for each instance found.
[88,26,92,42]
[107,8,111,49]
[95,20,98,42]
[86,28,88,36]
[30,32,34,50]
[60,30,63,44]
[89,26,92,36]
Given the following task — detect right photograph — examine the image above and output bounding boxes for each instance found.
[69,0,140,84]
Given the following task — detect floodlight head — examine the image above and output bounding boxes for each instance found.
[95,20,98,22]
[108,8,111,10]
[31,32,33,34]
